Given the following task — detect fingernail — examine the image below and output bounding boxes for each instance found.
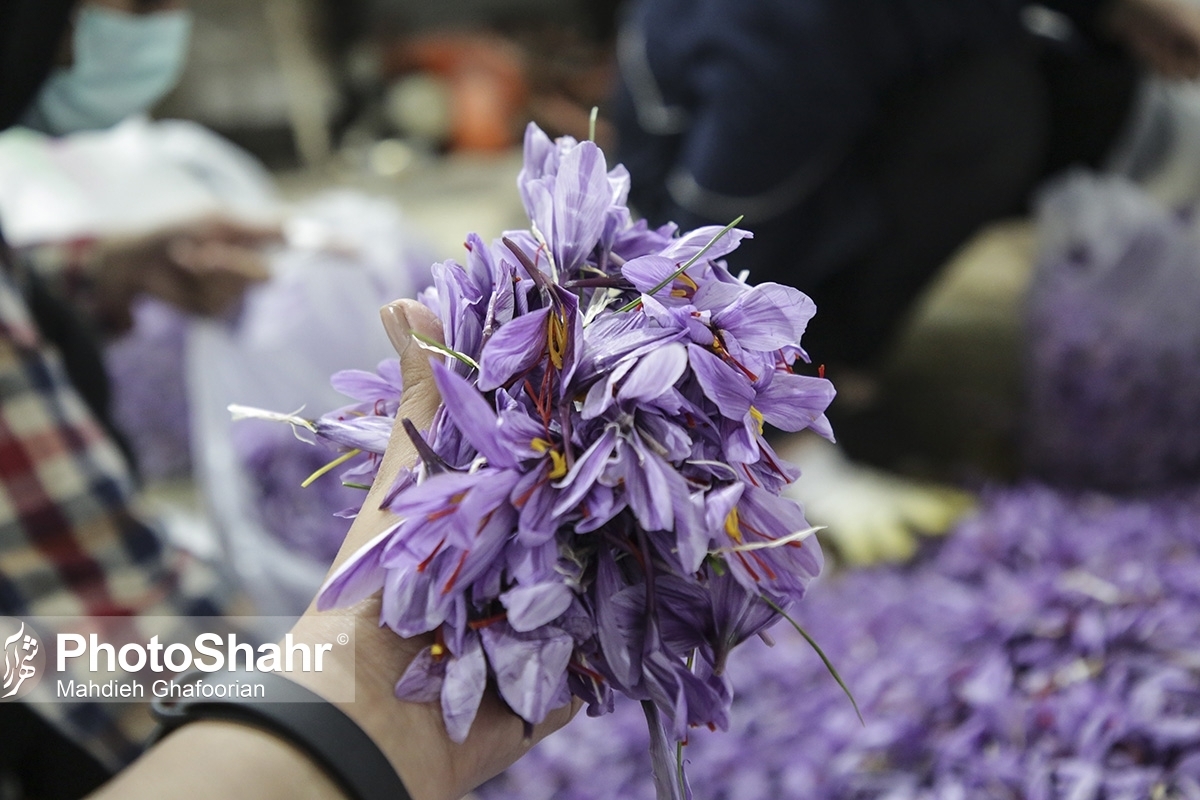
[380,302,412,357]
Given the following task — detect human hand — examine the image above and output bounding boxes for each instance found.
[288,299,579,800]
[93,217,276,332]
[1108,0,1200,80]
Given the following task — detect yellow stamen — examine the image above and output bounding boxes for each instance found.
[532,438,569,479]
[670,272,699,298]
[430,643,446,659]
[548,450,568,480]
[749,406,765,435]
[724,508,743,543]
[548,310,569,370]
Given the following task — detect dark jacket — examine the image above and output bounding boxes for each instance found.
[614,0,1110,290]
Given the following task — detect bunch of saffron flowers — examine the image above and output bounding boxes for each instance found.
[263,124,837,798]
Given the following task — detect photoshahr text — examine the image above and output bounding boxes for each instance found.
[56,633,333,673]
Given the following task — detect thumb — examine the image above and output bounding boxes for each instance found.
[381,298,445,444]
[331,299,445,567]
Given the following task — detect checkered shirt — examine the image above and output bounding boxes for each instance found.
[0,248,240,769]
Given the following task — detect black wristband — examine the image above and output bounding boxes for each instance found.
[150,671,412,800]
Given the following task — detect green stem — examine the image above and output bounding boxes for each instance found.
[618,215,744,313]
[762,596,864,725]
[588,106,599,142]
[676,649,696,796]
[675,741,685,796]
[411,330,480,370]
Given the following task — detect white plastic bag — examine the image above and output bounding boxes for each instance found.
[0,116,277,244]
[188,192,432,615]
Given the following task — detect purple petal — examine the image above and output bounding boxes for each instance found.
[431,361,516,469]
[314,415,395,454]
[659,225,753,265]
[713,283,816,351]
[478,307,550,391]
[381,564,446,637]
[619,344,688,403]
[643,702,686,800]
[675,489,711,574]
[385,470,485,530]
[316,525,395,610]
[621,255,680,296]
[595,550,644,687]
[330,368,400,403]
[480,623,574,724]
[704,482,745,534]
[551,141,611,272]
[553,288,584,394]
[688,344,754,418]
[755,371,836,435]
[691,278,747,312]
[581,360,635,420]
[654,574,711,653]
[552,426,617,514]
[483,260,516,329]
[441,633,487,742]
[720,416,760,465]
[517,122,556,200]
[512,469,560,545]
[394,645,446,703]
[501,582,576,632]
[607,163,631,207]
[620,439,674,532]
[578,326,688,385]
[735,485,824,597]
[575,483,624,533]
[506,538,559,586]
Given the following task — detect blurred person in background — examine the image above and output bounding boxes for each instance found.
[0,0,273,795]
[19,0,192,137]
[613,0,1200,563]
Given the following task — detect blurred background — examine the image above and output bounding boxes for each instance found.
[159,0,621,245]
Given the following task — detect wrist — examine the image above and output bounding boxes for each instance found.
[92,720,346,800]
[286,601,458,800]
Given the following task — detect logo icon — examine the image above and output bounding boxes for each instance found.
[1,617,44,700]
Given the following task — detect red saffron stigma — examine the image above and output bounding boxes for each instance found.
[468,611,508,630]
[442,551,469,595]
[417,540,445,573]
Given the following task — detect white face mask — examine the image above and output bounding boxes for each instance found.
[21,5,193,135]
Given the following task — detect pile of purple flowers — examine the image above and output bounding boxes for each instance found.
[479,484,1200,800]
[1024,172,1200,491]
[303,123,836,796]
[108,299,192,480]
